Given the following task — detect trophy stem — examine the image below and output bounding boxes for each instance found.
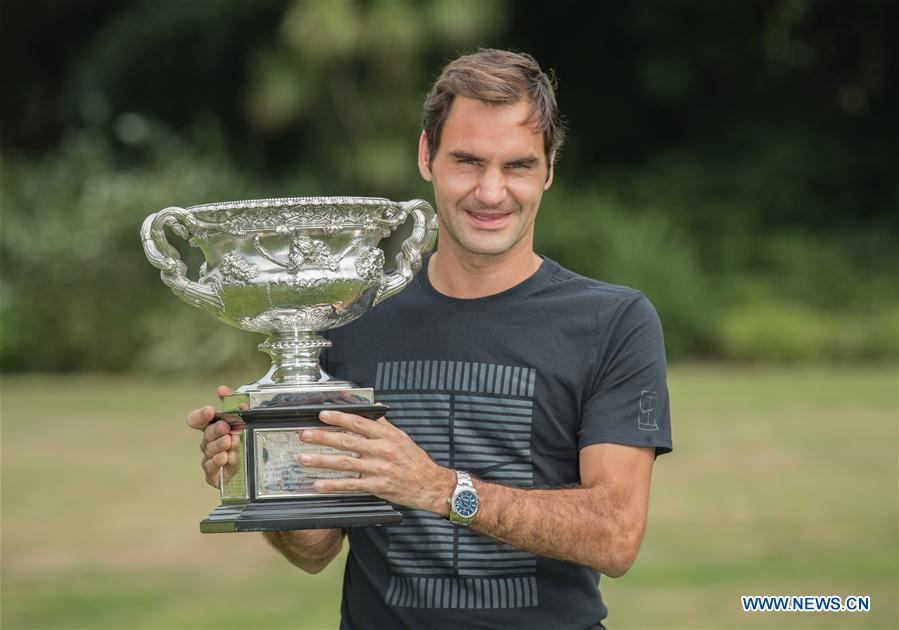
[248,331,342,389]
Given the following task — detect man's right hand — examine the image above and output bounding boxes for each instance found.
[186,386,346,573]
[186,385,241,488]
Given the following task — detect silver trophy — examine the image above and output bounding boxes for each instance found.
[141,197,437,532]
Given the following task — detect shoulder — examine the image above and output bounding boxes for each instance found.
[539,257,658,323]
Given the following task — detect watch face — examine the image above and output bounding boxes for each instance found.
[453,490,479,518]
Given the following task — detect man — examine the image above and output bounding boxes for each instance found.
[188,49,672,629]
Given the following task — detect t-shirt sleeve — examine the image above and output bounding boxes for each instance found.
[578,294,673,457]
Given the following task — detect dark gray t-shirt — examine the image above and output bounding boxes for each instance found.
[322,255,672,629]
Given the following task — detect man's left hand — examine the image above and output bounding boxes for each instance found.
[299,410,455,515]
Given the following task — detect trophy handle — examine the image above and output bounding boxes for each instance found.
[374,199,438,306]
[140,206,224,315]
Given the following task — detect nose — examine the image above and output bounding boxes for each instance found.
[474,167,507,207]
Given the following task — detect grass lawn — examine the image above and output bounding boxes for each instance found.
[2,365,896,629]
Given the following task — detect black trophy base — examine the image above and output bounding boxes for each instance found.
[200,496,402,533]
[202,402,401,533]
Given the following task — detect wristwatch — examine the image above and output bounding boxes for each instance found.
[448,470,479,525]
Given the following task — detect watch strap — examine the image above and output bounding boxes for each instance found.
[448,470,479,526]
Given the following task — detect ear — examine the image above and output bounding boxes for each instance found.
[543,152,555,190]
[418,131,433,182]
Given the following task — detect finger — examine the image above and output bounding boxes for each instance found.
[318,410,387,439]
[203,433,233,458]
[300,428,370,454]
[187,405,216,431]
[377,414,395,428]
[203,451,228,485]
[203,419,232,445]
[203,467,219,487]
[298,452,375,475]
[205,451,229,469]
[313,477,370,494]
[215,385,249,412]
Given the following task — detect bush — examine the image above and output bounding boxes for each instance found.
[0,124,265,373]
[2,125,894,371]
[715,301,898,363]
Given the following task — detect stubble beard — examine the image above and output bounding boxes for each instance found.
[439,205,533,259]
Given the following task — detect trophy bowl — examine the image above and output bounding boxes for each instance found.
[141,196,437,533]
[142,196,437,392]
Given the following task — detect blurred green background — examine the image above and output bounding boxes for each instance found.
[1,0,896,628]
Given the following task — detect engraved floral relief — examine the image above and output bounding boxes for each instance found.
[223,218,247,236]
[205,201,402,235]
[240,306,336,331]
[288,276,331,290]
[323,214,343,236]
[381,203,407,226]
[355,247,385,282]
[253,234,341,272]
[219,252,259,285]
[288,237,338,271]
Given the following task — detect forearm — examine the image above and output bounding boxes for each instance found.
[465,479,645,577]
[262,528,345,574]
[298,413,652,575]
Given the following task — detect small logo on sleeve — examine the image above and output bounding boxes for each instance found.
[637,390,659,431]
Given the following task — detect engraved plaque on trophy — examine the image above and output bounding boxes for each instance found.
[141,197,437,532]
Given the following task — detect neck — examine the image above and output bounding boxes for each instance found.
[428,245,543,299]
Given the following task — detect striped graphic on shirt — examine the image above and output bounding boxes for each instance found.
[375,360,538,609]
[376,360,537,397]
[384,575,538,609]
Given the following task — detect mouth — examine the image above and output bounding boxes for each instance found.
[463,208,512,229]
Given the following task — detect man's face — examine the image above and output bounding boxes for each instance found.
[418,96,554,259]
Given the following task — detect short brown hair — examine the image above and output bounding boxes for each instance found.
[422,48,565,171]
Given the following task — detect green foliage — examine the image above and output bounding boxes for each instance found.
[715,301,898,363]
[1,0,896,370]
[242,0,503,193]
[0,126,266,373]
[2,128,894,371]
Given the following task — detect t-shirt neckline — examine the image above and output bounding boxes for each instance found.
[416,252,553,311]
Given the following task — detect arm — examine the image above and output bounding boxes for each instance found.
[185,386,346,574]
[263,529,346,574]
[467,443,654,576]
[300,412,656,576]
